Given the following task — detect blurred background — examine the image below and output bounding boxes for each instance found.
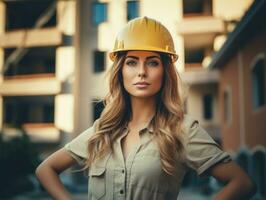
[0,0,265,199]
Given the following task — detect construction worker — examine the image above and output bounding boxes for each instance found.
[36,17,256,200]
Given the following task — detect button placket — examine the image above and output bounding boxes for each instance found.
[113,167,126,198]
[125,143,141,191]
[113,128,129,199]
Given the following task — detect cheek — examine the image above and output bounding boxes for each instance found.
[122,68,132,88]
[153,70,164,89]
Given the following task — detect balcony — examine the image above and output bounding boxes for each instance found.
[3,123,60,143]
[185,63,202,70]
[2,95,58,142]
[0,27,63,48]
[0,74,61,96]
[0,45,60,95]
[178,15,224,35]
[181,68,219,85]
[177,16,225,49]
[23,123,60,142]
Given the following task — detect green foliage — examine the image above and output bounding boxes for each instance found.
[0,130,40,198]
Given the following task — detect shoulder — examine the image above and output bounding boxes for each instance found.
[72,119,100,140]
[63,119,101,162]
[182,114,199,132]
[181,115,210,142]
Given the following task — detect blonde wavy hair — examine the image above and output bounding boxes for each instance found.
[85,52,186,176]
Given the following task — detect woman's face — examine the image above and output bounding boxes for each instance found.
[122,51,164,98]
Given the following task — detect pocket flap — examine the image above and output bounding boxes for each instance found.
[89,167,106,176]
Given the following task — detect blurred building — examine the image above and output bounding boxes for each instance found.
[177,0,253,141]
[208,1,266,197]
[209,0,266,151]
[0,0,76,155]
[0,0,254,156]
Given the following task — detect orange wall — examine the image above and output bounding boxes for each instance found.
[241,31,266,148]
[219,30,266,152]
[220,57,241,151]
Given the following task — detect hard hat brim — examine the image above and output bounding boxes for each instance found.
[109,47,178,62]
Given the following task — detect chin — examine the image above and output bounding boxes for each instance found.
[130,92,158,99]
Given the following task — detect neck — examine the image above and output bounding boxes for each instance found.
[129,96,156,125]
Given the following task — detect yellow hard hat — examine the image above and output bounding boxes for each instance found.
[109,16,178,62]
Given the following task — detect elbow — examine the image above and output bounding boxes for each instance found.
[35,164,43,180]
[35,162,49,180]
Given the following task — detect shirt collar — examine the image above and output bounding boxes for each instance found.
[142,120,154,133]
[122,115,155,134]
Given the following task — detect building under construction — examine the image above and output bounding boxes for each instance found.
[0,0,78,157]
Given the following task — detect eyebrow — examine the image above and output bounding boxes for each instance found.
[125,55,161,60]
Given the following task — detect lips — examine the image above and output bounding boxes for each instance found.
[134,82,150,86]
[133,82,150,89]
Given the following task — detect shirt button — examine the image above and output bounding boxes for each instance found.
[120,189,124,194]
[122,169,125,173]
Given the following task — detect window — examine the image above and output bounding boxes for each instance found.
[252,58,265,109]
[93,100,104,120]
[185,47,204,63]
[93,50,106,72]
[5,0,56,31]
[4,103,14,125]
[127,1,139,21]
[203,94,213,120]
[183,0,212,16]
[92,2,107,25]
[223,88,232,124]
[252,150,266,197]
[43,104,54,122]
[4,47,56,77]
[3,96,54,127]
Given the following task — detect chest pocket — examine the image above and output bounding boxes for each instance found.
[89,153,110,200]
[89,167,106,200]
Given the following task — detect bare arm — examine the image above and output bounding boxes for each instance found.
[35,148,77,200]
[208,161,256,200]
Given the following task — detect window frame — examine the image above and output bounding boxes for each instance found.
[203,93,213,120]
[93,50,106,73]
[91,1,108,26]
[223,86,232,126]
[250,53,266,112]
[126,0,139,21]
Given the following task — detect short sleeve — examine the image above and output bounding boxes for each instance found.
[182,115,231,175]
[64,119,100,166]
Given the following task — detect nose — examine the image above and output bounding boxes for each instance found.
[138,62,146,78]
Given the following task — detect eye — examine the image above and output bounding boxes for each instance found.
[125,59,137,67]
[147,60,160,67]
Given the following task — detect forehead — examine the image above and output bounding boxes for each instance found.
[125,50,161,58]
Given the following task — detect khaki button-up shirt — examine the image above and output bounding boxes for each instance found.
[64,115,230,200]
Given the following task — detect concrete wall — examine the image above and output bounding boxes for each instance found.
[213,0,253,20]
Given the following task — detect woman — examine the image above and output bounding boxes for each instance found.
[36,17,256,200]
